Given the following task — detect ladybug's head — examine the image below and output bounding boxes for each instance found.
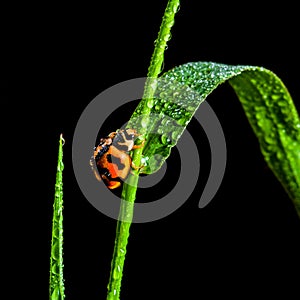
[112,128,140,151]
[124,129,139,139]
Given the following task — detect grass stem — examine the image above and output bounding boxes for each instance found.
[106,1,180,299]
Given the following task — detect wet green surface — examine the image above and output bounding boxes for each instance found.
[130,61,300,216]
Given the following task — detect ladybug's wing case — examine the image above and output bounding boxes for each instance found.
[106,146,132,180]
[92,145,132,189]
[98,145,130,173]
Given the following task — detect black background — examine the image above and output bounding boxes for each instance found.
[8,1,300,299]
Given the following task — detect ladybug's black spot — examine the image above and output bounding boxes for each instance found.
[106,154,113,163]
[114,144,129,151]
[115,144,128,152]
[113,133,130,151]
[114,132,125,143]
[113,132,125,145]
[99,167,110,177]
[124,129,134,141]
[109,154,126,171]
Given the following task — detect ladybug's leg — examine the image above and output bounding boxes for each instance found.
[132,144,143,150]
[130,160,147,175]
[132,138,145,150]
[130,139,146,173]
[131,161,144,170]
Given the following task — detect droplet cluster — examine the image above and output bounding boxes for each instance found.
[230,69,300,209]
[129,61,300,213]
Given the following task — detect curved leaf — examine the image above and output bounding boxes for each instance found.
[129,61,300,216]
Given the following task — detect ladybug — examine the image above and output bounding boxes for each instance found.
[90,128,144,189]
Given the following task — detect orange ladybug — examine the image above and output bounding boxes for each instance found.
[90,129,143,189]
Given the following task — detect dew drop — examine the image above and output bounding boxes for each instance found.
[54,191,60,199]
[173,91,180,98]
[172,131,179,141]
[160,91,168,99]
[161,118,170,125]
[141,156,149,165]
[177,118,187,126]
[187,105,194,112]
[276,151,283,159]
[51,241,59,260]
[157,128,163,135]
[51,264,58,275]
[113,268,120,280]
[264,133,275,145]
[271,93,281,101]
[51,286,60,299]
[141,117,148,128]
[147,99,154,109]
[161,134,169,145]
[164,102,169,108]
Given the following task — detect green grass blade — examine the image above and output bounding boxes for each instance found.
[106,1,180,299]
[49,134,65,300]
[133,61,300,217]
[230,69,300,216]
